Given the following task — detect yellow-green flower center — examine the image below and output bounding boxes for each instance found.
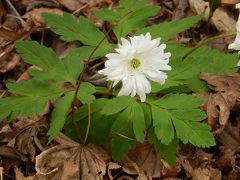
[130,58,141,69]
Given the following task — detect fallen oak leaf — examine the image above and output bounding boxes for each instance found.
[36,133,110,180]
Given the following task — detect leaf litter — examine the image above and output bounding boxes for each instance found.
[1,0,240,179]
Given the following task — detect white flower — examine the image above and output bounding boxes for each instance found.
[229,3,240,66]
[98,32,171,102]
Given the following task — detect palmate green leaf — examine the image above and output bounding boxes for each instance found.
[111,108,137,161]
[43,13,111,50]
[0,96,51,122]
[131,102,145,142]
[151,94,215,147]
[0,80,64,122]
[141,103,152,129]
[77,82,96,104]
[136,15,202,42]
[151,105,174,145]
[113,5,160,40]
[15,40,59,71]
[172,117,215,147]
[48,92,74,142]
[75,111,117,145]
[101,96,133,115]
[153,94,204,109]
[6,80,64,97]
[153,45,238,93]
[28,45,111,84]
[94,0,160,41]
[94,8,119,21]
[111,101,146,160]
[148,128,178,166]
[65,98,117,144]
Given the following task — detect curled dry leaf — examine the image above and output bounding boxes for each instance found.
[107,162,121,180]
[189,0,210,20]
[211,8,236,32]
[36,133,110,180]
[23,8,63,24]
[200,72,240,134]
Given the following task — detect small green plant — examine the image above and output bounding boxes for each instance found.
[0,0,238,165]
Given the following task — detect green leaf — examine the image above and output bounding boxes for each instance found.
[0,96,52,122]
[15,40,60,71]
[94,8,119,21]
[141,103,152,129]
[77,82,96,104]
[153,94,204,109]
[101,96,133,115]
[6,80,64,97]
[48,92,74,142]
[151,105,174,145]
[136,15,202,42]
[150,94,215,147]
[111,108,137,161]
[95,0,160,40]
[155,45,238,93]
[131,102,145,142]
[187,75,210,93]
[148,128,178,166]
[62,50,84,84]
[113,5,160,40]
[65,98,116,144]
[172,118,215,147]
[43,13,111,49]
[0,80,64,122]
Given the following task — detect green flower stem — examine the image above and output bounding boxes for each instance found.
[182,31,237,60]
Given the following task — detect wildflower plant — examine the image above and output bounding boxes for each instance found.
[0,0,238,165]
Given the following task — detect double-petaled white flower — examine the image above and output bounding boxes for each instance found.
[229,3,240,66]
[99,32,171,102]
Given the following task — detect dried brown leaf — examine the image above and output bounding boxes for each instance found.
[189,0,236,32]
[23,8,63,24]
[107,162,121,180]
[15,167,34,180]
[122,143,164,178]
[0,52,20,73]
[200,72,240,134]
[0,145,28,173]
[57,0,82,11]
[192,167,222,180]
[36,133,110,180]
[217,121,240,151]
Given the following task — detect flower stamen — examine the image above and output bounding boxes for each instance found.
[130,58,141,69]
